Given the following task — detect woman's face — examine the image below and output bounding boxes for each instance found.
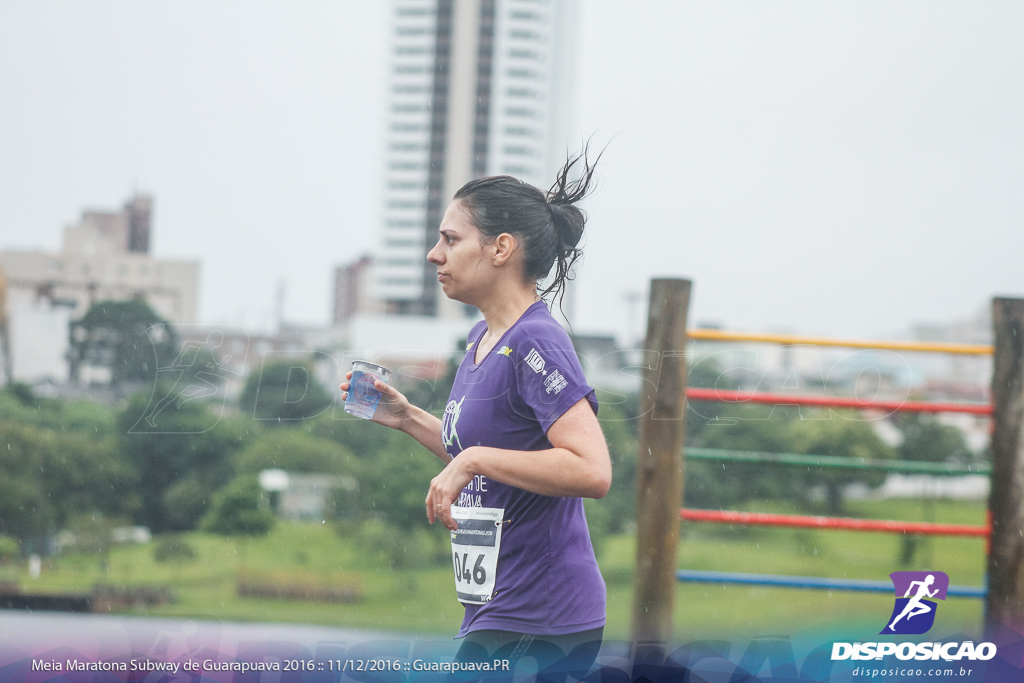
[427,200,495,305]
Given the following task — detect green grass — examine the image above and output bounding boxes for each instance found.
[601,497,988,641]
[26,522,464,635]
[12,498,989,642]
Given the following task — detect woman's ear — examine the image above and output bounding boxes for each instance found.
[491,233,518,266]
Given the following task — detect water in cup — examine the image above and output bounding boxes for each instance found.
[345,361,391,419]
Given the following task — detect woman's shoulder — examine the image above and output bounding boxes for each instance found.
[508,303,577,353]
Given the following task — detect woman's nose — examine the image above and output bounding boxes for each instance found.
[427,244,443,265]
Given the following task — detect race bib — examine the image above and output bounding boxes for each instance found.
[449,506,504,605]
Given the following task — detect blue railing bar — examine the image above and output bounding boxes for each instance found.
[676,570,986,598]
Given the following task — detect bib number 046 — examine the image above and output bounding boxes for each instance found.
[453,551,487,585]
[449,506,504,605]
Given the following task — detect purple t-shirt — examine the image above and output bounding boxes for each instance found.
[441,300,606,637]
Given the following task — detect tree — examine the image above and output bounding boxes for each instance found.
[152,535,197,565]
[684,353,742,446]
[353,430,447,530]
[128,330,232,433]
[68,298,178,387]
[234,428,357,477]
[0,422,55,545]
[310,411,403,460]
[233,428,360,521]
[0,420,135,548]
[117,393,251,532]
[0,384,119,437]
[0,534,19,564]
[6,382,36,407]
[310,414,440,526]
[400,355,461,416]
[685,403,805,509]
[894,413,974,464]
[790,412,896,514]
[43,430,138,525]
[0,387,136,552]
[587,401,638,537]
[309,414,449,561]
[239,359,334,424]
[200,476,274,563]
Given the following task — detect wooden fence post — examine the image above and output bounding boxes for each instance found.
[631,278,691,645]
[986,297,1024,630]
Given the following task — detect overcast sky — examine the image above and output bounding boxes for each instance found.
[1,1,1021,345]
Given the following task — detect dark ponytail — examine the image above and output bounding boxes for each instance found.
[544,144,603,307]
[453,142,604,313]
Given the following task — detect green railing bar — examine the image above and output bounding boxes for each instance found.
[686,447,991,476]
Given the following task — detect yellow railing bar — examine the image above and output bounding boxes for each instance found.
[687,329,993,356]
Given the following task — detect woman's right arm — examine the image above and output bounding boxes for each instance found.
[340,373,451,464]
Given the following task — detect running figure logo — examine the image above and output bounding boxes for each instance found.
[128,325,247,434]
[881,571,949,635]
[442,396,465,452]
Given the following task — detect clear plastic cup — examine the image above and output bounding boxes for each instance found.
[344,360,391,419]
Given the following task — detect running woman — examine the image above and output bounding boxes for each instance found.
[341,149,610,681]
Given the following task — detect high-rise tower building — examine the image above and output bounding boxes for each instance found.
[375,0,579,317]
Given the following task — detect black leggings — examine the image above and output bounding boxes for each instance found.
[448,627,603,683]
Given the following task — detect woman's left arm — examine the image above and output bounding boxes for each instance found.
[425,397,612,530]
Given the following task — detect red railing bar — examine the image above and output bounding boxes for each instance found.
[685,388,992,415]
[681,508,990,538]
